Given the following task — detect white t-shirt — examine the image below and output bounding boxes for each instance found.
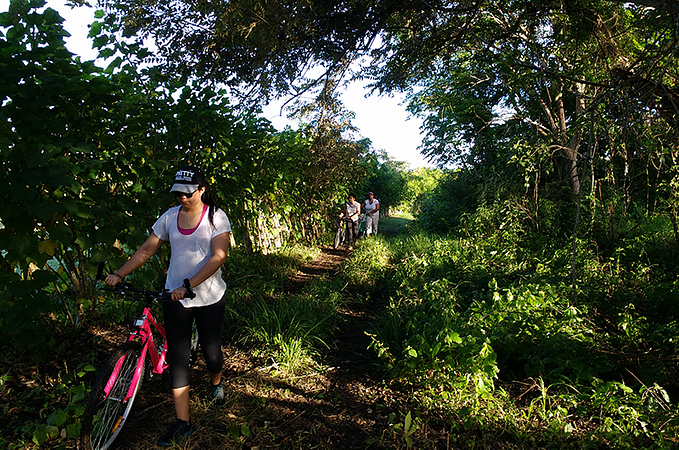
[152,205,231,308]
[363,198,379,215]
[345,200,361,222]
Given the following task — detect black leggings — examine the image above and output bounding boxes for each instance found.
[163,296,226,389]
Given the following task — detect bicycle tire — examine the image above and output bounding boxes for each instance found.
[333,225,344,249]
[81,341,144,450]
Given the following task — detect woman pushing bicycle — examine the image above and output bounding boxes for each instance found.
[339,193,361,249]
[105,165,231,446]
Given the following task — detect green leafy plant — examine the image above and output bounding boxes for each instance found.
[29,362,95,446]
[389,411,417,448]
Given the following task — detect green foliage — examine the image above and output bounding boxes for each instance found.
[416,170,481,233]
[339,236,391,288]
[237,277,342,376]
[356,151,409,214]
[398,167,444,215]
[0,1,368,354]
[377,213,414,236]
[30,361,94,446]
[241,296,334,350]
[1,350,96,449]
[0,0,125,350]
[390,411,417,448]
[342,192,679,446]
[223,245,320,305]
[366,251,501,397]
[482,281,608,382]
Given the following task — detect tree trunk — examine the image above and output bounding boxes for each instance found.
[561,83,585,196]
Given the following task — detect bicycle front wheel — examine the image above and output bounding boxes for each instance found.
[81,341,144,450]
[333,225,344,249]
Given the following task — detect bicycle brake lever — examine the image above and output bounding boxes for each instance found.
[96,262,105,281]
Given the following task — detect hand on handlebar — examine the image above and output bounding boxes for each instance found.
[172,279,196,301]
[97,262,196,301]
[104,274,122,287]
[171,286,188,301]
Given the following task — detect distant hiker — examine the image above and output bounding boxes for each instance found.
[362,192,380,236]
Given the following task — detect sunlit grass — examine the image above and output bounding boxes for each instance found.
[341,236,392,287]
[378,213,414,236]
[341,224,679,448]
[226,244,353,376]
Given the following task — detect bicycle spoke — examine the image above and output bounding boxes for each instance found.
[91,349,138,449]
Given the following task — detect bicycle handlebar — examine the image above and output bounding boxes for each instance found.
[96,262,196,301]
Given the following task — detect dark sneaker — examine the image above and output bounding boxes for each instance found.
[211,381,225,405]
[157,419,194,446]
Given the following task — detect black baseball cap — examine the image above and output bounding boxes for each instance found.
[170,165,202,194]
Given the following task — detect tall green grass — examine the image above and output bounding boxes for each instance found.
[224,244,344,376]
[238,286,340,375]
[344,213,679,448]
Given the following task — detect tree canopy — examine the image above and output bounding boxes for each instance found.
[97,0,679,192]
[98,0,679,99]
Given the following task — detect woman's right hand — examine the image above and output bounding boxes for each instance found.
[171,286,188,302]
[105,273,123,287]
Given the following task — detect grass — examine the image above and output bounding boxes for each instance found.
[347,227,679,449]
[378,213,414,236]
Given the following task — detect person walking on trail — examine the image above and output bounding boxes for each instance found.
[362,191,380,236]
[104,165,231,447]
[340,193,361,249]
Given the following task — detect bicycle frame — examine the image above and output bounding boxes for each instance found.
[357,213,366,237]
[338,218,348,236]
[334,215,349,248]
[104,306,168,402]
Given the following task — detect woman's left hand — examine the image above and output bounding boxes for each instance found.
[171,286,187,301]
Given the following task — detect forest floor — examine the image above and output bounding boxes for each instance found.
[0,215,457,449]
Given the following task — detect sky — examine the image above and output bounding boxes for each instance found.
[3,0,433,168]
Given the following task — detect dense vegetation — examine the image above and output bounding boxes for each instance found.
[4,212,678,448]
[2,0,679,448]
[0,0,409,348]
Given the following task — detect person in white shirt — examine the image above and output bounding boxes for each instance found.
[105,165,230,446]
[362,192,380,236]
[340,193,361,247]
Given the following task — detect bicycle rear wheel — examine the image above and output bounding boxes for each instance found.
[81,341,144,450]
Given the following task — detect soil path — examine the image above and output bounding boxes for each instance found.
[284,246,349,294]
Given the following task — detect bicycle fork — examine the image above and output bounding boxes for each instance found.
[104,308,167,402]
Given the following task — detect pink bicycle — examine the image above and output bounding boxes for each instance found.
[80,263,198,450]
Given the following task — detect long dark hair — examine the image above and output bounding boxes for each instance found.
[181,165,220,227]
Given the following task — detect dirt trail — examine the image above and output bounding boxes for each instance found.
[284,246,349,293]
